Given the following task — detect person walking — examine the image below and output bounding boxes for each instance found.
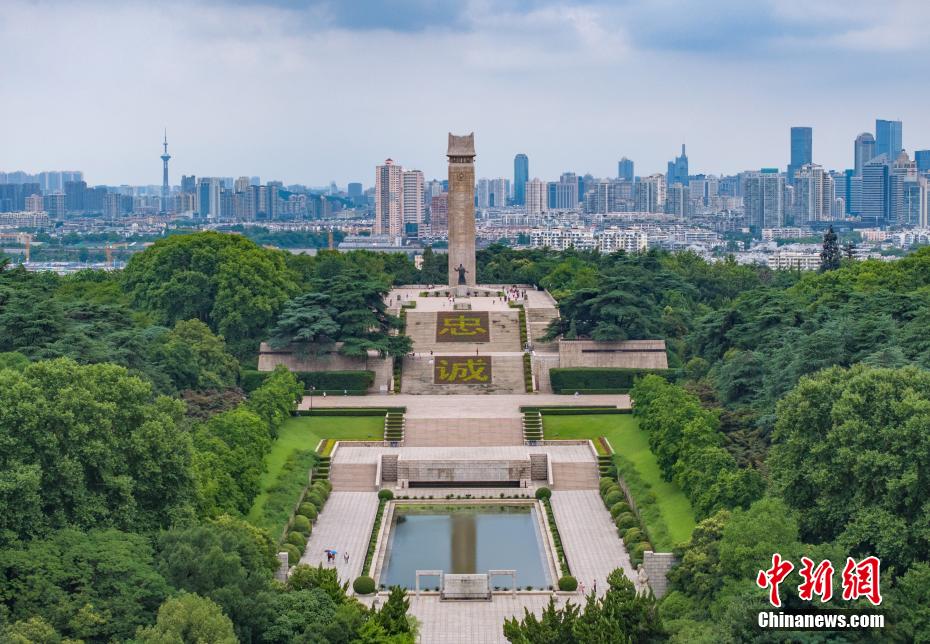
[343,551,349,565]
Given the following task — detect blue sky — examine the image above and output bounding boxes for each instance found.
[1,0,928,186]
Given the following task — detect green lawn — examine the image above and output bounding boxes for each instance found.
[543,414,696,549]
[246,415,383,527]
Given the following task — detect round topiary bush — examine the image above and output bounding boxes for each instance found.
[291,514,311,533]
[283,543,301,566]
[534,487,552,500]
[603,491,624,507]
[306,491,325,508]
[353,576,376,595]
[631,541,652,564]
[311,482,330,499]
[298,503,318,521]
[599,477,615,493]
[286,531,306,550]
[314,479,333,493]
[622,527,643,546]
[378,489,394,501]
[557,575,578,591]
[610,502,631,518]
[601,484,620,499]
[615,514,638,531]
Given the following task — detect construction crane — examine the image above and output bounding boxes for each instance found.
[104,242,131,268]
[0,232,32,263]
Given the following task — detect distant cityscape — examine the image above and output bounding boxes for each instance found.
[2,118,929,273]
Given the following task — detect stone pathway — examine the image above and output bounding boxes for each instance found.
[332,444,596,465]
[404,418,523,447]
[550,490,638,596]
[300,491,379,585]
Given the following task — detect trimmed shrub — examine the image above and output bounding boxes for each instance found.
[557,576,578,591]
[603,491,624,508]
[312,480,330,495]
[550,367,674,393]
[314,479,333,493]
[298,503,318,521]
[534,487,552,500]
[631,541,653,564]
[378,489,394,501]
[601,484,620,499]
[286,532,307,550]
[283,543,301,566]
[622,527,643,546]
[353,576,376,595]
[306,491,326,508]
[599,477,615,494]
[610,502,630,518]
[615,513,638,531]
[291,515,311,533]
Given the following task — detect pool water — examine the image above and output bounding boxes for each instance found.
[381,504,550,590]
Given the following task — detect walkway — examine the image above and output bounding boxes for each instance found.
[300,491,379,585]
[299,393,631,416]
[550,490,638,596]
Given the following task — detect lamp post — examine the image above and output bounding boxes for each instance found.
[309,385,316,410]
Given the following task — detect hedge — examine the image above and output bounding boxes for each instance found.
[240,369,375,394]
[298,503,317,521]
[353,576,376,595]
[283,543,301,566]
[287,532,307,550]
[549,368,675,394]
[558,576,578,591]
[292,514,311,533]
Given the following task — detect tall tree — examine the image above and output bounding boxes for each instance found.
[819,225,841,272]
[135,593,237,644]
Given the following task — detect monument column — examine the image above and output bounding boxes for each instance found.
[447,132,477,288]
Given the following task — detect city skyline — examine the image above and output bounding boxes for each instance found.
[2,0,929,185]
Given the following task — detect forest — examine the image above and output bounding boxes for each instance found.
[1,232,928,642]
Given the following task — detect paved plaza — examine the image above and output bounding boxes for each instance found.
[301,491,379,584]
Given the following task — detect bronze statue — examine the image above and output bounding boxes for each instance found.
[455,263,468,285]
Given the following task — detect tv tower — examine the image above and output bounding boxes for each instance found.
[160,130,171,214]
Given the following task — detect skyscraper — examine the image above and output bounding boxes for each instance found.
[742,169,784,229]
[854,133,876,176]
[635,174,665,213]
[197,178,221,218]
[875,119,903,159]
[374,159,403,237]
[665,183,689,218]
[915,150,930,173]
[861,155,891,226]
[793,164,833,224]
[513,154,528,206]
[401,169,424,236]
[618,157,634,181]
[160,131,171,214]
[788,127,813,181]
[666,144,689,186]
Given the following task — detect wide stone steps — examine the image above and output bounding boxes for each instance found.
[329,463,378,491]
[526,306,560,350]
[405,310,522,354]
[404,417,523,446]
[401,354,526,395]
[551,462,600,490]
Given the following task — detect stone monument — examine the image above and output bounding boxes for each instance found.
[447,132,476,289]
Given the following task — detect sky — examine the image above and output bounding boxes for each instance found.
[2,0,930,187]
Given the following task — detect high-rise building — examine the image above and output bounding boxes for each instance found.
[618,157,634,181]
[25,194,44,212]
[666,144,689,186]
[43,193,65,218]
[889,151,917,226]
[429,193,448,234]
[861,155,891,226]
[160,131,171,214]
[402,169,425,236]
[555,172,578,209]
[489,178,509,208]
[64,181,86,212]
[234,176,250,194]
[103,193,121,220]
[476,178,490,209]
[793,163,832,224]
[788,127,813,181]
[854,133,876,176]
[347,182,363,198]
[635,174,666,213]
[197,178,221,218]
[513,154,528,206]
[181,175,196,193]
[665,183,689,218]
[875,119,903,159]
[526,178,546,214]
[915,150,930,173]
[742,169,785,230]
[374,158,403,237]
